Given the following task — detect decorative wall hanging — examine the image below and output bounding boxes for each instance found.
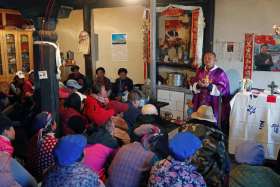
[78,30,90,55]
[142,8,150,80]
[243,33,254,79]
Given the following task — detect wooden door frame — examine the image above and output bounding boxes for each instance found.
[0,31,7,81]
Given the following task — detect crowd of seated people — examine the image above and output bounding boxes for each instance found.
[1,66,280,187]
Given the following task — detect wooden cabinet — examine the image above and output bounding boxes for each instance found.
[18,31,33,73]
[0,9,33,82]
[0,30,33,81]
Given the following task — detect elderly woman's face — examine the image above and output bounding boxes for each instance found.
[99,86,108,98]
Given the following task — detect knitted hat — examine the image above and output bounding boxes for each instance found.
[235,141,265,165]
[53,135,86,166]
[169,132,202,161]
[141,104,158,115]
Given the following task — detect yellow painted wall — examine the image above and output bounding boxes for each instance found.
[56,6,145,84]
[56,10,85,74]
[93,6,144,84]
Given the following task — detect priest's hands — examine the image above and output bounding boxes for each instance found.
[198,80,209,88]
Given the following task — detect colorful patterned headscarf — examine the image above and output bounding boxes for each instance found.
[0,136,14,156]
[33,112,55,147]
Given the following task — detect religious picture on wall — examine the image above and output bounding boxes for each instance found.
[111,33,128,61]
[158,6,192,64]
[254,35,280,72]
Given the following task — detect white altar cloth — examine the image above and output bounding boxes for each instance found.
[229,91,280,160]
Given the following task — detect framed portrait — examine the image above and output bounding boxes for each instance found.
[254,35,280,72]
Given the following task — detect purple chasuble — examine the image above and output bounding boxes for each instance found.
[192,66,230,123]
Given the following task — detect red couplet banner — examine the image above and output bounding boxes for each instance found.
[191,8,199,63]
[243,33,254,79]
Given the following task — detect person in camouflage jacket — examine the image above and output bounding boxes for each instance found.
[180,105,230,187]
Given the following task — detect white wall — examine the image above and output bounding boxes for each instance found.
[56,10,85,74]
[93,6,144,84]
[214,0,280,91]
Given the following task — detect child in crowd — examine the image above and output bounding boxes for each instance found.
[123,90,142,134]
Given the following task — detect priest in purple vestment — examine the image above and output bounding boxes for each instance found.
[191,52,230,125]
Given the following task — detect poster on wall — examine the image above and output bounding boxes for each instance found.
[254,35,280,72]
[111,33,128,61]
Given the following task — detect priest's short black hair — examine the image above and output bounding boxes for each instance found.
[204,51,216,58]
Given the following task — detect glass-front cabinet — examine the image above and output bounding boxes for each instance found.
[0,30,33,81]
[0,9,33,81]
[5,31,18,76]
[19,32,32,73]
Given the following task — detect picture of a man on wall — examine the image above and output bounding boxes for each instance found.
[254,44,274,71]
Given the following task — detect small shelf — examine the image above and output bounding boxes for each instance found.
[157,62,196,71]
